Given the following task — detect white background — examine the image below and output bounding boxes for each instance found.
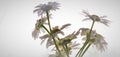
[0,0,120,57]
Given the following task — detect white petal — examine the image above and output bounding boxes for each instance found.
[82,18,91,21]
[100,19,111,26]
[32,29,40,39]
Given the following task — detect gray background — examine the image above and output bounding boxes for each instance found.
[0,0,120,57]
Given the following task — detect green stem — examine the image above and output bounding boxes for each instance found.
[75,47,81,57]
[46,11,52,32]
[77,39,89,57]
[65,44,69,57]
[76,33,90,57]
[62,44,69,57]
[80,20,95,57]
[81,43,92,57]
[42,25,50,34]
[76,20,95,57]
[88,20,95,38]
[46,11,62,56]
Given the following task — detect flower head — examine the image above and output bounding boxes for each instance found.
[92,33,108,52]
[81,28,107,52]
[32,17,47,39]
[33,2,60,16]
[80,28,96,37]
[39,24,71,48]
[57,29,80,52]
[62,28,80,40]
[82,11,111,26]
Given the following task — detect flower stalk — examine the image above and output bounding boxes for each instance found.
[62,44,69,57]
[81,42,92,57]
[80,21,95,57]
[46,11,62,56]
[42,25,50,34]
[76,20,95,57]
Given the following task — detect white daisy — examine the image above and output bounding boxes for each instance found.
[92,33,108,52]
[59,29,80,45]
[32,17,47,39]
[40,24,71,48]
[80,28,107,52]
[33,2,60,16]
[80,28,96,37]
[82,11,111,26]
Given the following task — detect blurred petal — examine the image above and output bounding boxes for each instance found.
[33,9,40,13]
[39,34,49,39]
[57,31,64,35]
[48,2,60,11]
[60,23,71,30]
[32,29,40,39]
[100,19,111,26]
[93,33,108,52]
[40,39,46,45]
[80,28,89,36]
[83,11,111,26]
[34,2,60,16]
[100,16,107,18]
[82,18,91,21]
[82,10,91,17]
[46,38,54,48]
[75,28,80,36]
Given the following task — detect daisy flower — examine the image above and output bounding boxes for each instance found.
[80,28,107,52]
[92,33,108,52]
[32,17,47,39]
[82,11,111,26]
[33,2,60,16]
[80,28,96,37]
[40,24,71,48]
[59,29,80,45]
